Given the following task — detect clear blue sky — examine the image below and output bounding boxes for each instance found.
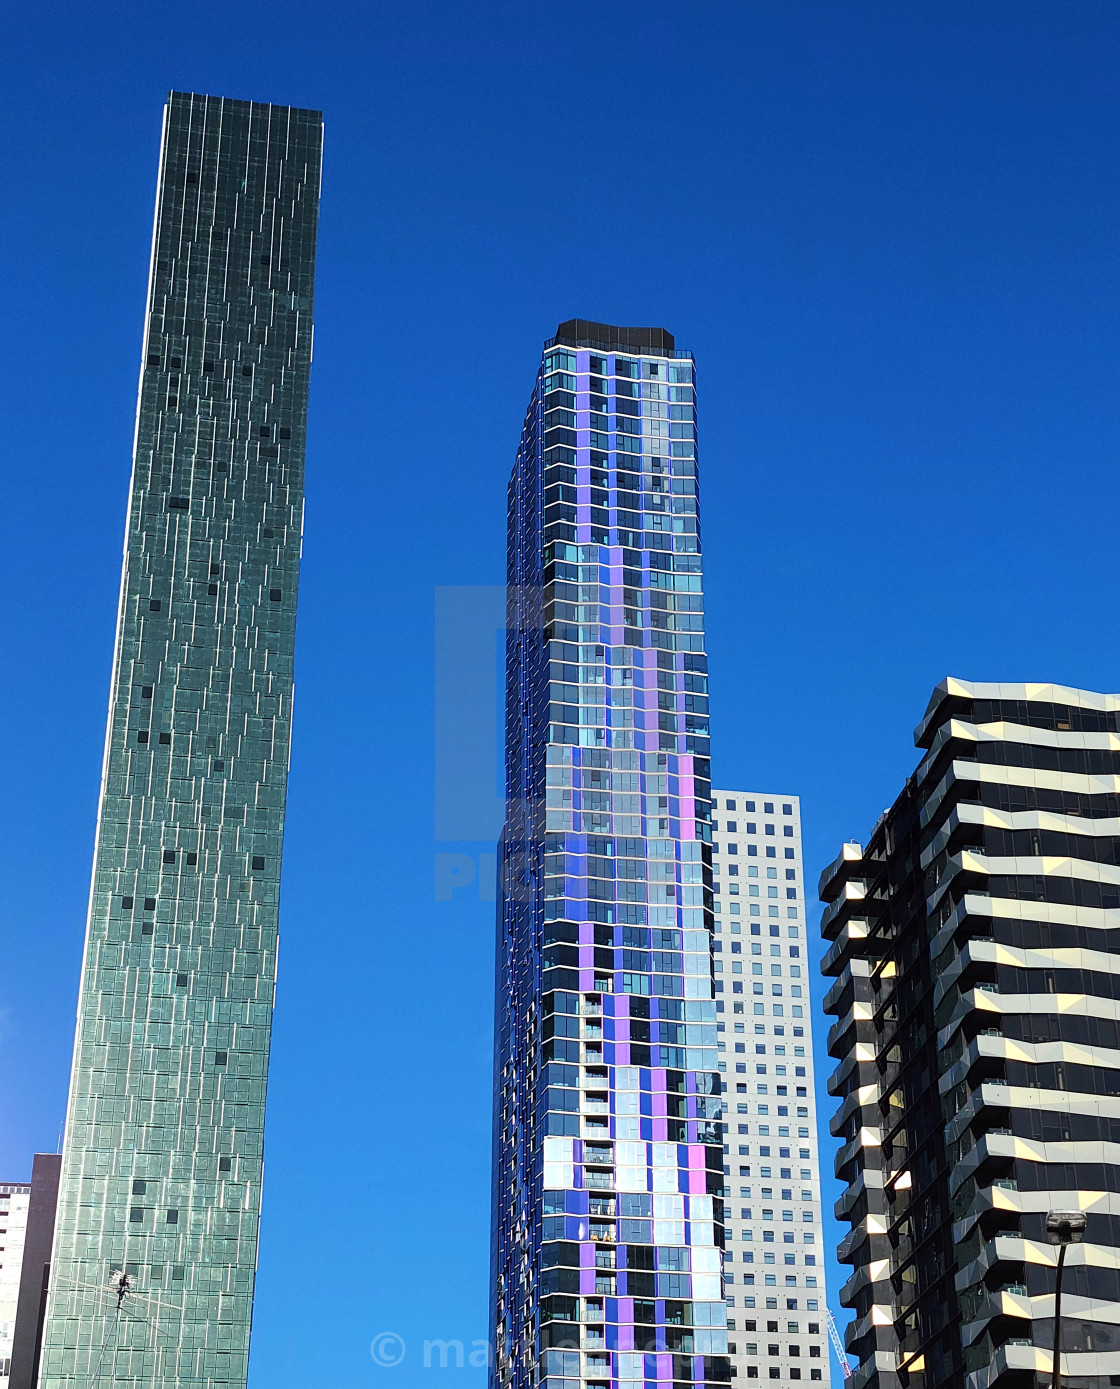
[3,2,1119,1384]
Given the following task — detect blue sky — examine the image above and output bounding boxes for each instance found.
[3,2,1120,1384]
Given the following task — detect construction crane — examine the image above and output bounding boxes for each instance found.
[826,1309,852,1378]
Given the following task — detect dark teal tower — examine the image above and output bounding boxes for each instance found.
[39,92,321,1388]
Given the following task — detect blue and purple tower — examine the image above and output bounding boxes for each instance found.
[492,322,728,1389]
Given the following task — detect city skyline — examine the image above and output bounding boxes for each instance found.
[5,8,1120,1387]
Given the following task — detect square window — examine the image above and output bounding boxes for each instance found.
[122,896,134,910]
[279,427,291,440]
[144,898,156,911]
[259,426,271,438]
[252,856,265,871]
[203,360,214,373]
[146,353,161,367]
[132,1180,146,1195]
[175,973,188,988]
[270,589,282,602]
[129,1207,144,1223]
[149,600,161,612]
[782,803,793,815]
[215,1051,228,1066]
[208,583,218,595]
[219,1156,232,1172]
[166,1209,178,1224]
[141,685,153,699]
[162,851,175,864]
[172,1266,185,1281]
[241,366,252,377]
[169,356,182,369]
[186,853,197,866]
[142,923,153,935]
[158,732,171,745]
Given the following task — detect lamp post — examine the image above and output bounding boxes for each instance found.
[1045,1210,1087,1389]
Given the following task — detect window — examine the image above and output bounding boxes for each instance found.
[279,427,291,440]
[129,1207,144,1223]
[270,589,282,601]
[166,1209,178,1224]
[186,852,197,866]
[784,826,794,837]
[219,1156,232,1172]
[215,1051,228,1065]
[175,973,188,988]
[144,898,156,911]
[167,497,189,510]
[782,804,792,815]
[252,856,265,870]
[132,1180,146,1195]
[149,599,162,612]
[122,896,134,910]
[163,850,176,864]
[142,685,153,698]
[241,366,252,377]
[158,732,171,744]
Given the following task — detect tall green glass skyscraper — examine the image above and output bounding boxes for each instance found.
[39,92,321,1388]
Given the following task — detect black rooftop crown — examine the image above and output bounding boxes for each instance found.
[552,319,675,353]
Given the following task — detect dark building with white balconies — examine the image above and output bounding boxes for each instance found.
[821,678,1120,1389]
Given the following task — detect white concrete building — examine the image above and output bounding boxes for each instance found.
[711,791,831,1389]
[0,1182,31,1387]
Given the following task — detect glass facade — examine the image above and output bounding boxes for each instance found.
[38,92,321,1388]
[492,322,729,1389]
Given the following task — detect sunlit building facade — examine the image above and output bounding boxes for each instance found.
[711,792,830,1387]
[492,321,729,1389]
[0,1181,32,1388]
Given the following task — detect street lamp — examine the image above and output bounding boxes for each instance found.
[1045,1210,1087,1389]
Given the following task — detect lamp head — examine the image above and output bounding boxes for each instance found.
[1046,1210,1087,1245]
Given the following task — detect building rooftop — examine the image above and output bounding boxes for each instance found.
[551,319,676,353]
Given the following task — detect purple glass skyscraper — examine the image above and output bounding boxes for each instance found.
[492,322,729,1389]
